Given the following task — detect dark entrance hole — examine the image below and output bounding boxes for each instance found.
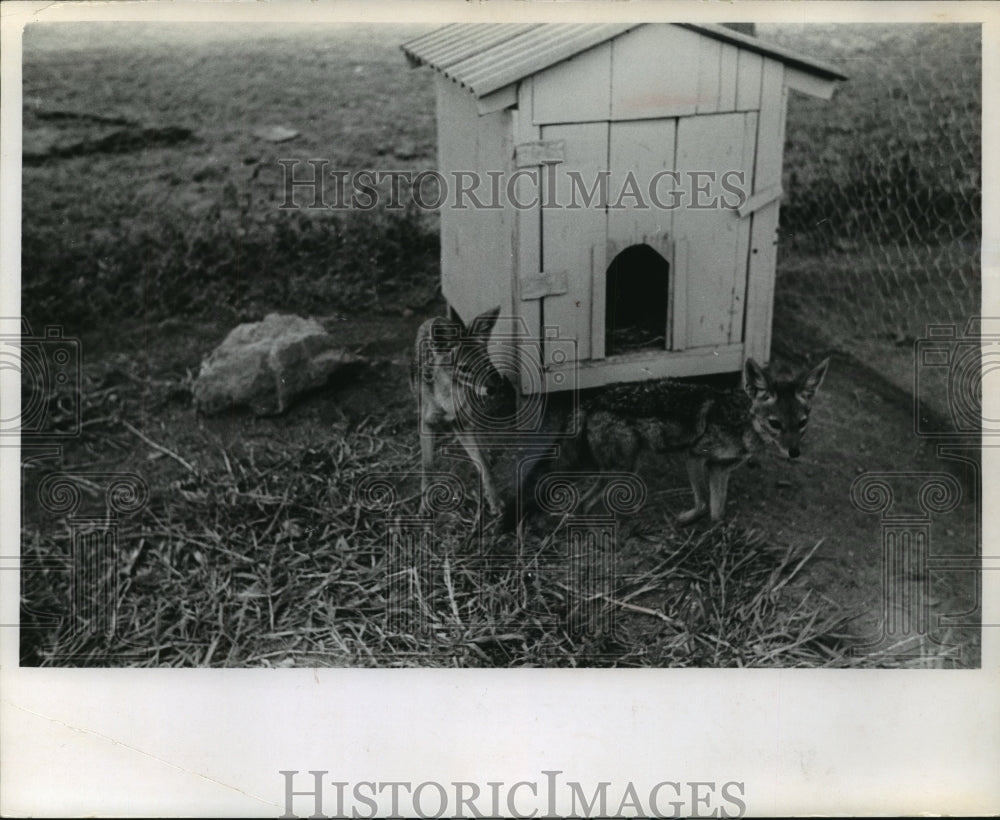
[605,243,670,356]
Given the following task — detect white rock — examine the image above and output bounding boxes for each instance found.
[193,313,360,415]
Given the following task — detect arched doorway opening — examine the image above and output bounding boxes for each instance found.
[605,243,670,356]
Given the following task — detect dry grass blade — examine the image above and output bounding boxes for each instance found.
[123,419,199,475]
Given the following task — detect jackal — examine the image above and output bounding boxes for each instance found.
[580,357,830,523]
[410,306,515,514]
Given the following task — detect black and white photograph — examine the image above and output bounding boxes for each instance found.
[1,1,997,816]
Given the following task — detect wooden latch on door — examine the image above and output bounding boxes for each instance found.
[737,184,783,218]
[519,270,569,300]
[514,140,565,168]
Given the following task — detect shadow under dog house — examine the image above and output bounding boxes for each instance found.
[402,23,846,393]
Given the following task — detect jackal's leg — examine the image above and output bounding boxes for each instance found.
[678,456,709,524]
[418,423,436,514]
[708,465,732,523]
[456,433,501,515]
[420,429,435,490]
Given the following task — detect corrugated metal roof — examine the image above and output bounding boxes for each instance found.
[402,23,637,98]
[401,24,538,71]
[401,23,846,99]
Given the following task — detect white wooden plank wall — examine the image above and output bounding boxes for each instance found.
[730,110,758,344]
[532,42,612,125]
[607,119,676,248]
[513,79,544,394]
[436,78,469,319]
[540,120,608,363]
[610,26,702,120]
[605,119,677,359]
[743,60,786,365]
[718,44,739,111]
[437,77,513,328]
[530,28,761,125]
[550,342,745,392]
[673,111,756,349]
[696,38,723,115]
[735,51,764,111]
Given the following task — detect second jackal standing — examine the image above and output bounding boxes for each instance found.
[579,357,829,523]
[414,306,829,525]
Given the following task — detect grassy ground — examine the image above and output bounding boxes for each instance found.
[21,22,441,334]
[766,22,981,419]
[19,22,981,667]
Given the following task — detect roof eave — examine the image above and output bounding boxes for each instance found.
[679,23,848,82]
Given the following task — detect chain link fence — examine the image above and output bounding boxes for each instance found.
[763,24,980,364]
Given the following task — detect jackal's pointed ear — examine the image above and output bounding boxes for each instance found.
[796,357,830,402]
[743,358,773,400]
[466,306,501,341]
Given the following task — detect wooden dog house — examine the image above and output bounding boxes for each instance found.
[402,24,846,392]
